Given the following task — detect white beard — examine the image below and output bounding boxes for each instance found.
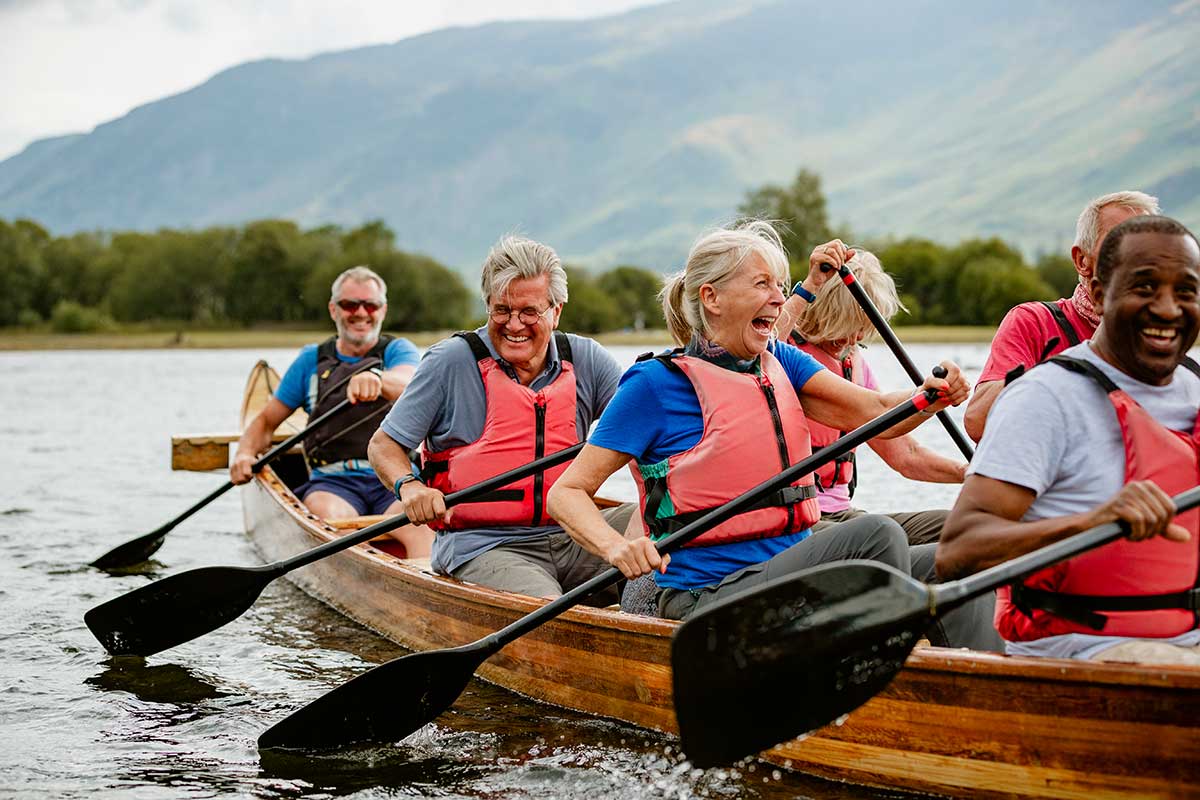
[335,314,383,348]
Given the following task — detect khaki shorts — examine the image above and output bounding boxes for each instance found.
[450,503,634,604]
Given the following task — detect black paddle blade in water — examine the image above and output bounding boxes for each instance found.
[258,645,484,750]
[90,526,171,570]
[672,561,932,768]
[84,564,276,656]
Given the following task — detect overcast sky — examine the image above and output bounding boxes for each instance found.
[0,0,663,162]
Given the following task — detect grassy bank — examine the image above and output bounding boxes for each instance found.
[0,325,997,351]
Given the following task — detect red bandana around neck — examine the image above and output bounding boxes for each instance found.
[1071,281,1100,327]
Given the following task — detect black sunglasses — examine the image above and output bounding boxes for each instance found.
[336,299,383,313]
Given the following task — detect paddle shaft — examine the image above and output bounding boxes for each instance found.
[819,262,974,460]
[472,387,941,655]
[88,398,362,568]
[936,485,1200,612]
[160,400,354,534]
[266,442,587,575]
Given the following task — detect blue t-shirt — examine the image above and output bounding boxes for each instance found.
[589,341,825,590]
[274,337,420,476]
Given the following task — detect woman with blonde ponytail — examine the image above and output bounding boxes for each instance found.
[546,221,997,650]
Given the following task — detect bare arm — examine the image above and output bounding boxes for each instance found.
[868,434,967,484]
[935,475,1189,581]
[799,361,968,440]
[347,363,416,404]
[547,444,669,579]
[367,429,450,525]
[230,397,294,484]
[963,380,1003,443]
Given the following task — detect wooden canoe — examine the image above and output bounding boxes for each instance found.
[235,360,1200,799]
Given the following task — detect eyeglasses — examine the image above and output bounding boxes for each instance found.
[489,305,556,326]
[336,299,384,313]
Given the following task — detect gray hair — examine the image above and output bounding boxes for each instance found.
[331,265,387,303]
[1073,190,1160,255]
[479,236,569,306]
[791,249,905,345]
[660,220,790,346]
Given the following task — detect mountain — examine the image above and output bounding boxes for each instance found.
[0,0,1197,271]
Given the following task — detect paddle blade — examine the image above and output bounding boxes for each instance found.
[672,561,932,768]
[84,565,274,656]
[90,527,169,570]
[258,645,484,750]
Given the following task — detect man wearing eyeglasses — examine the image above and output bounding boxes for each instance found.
[368,236,632,601]
[232,266,432,556]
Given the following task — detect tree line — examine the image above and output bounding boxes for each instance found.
[0,217,663,334]
[1,167,1073,333]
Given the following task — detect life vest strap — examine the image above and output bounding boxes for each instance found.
[646,484,818,537]
[417,457,527,504]
[1011,583,1200,631]
[456,330,574,364]
[1048,355,1119,392]
[1038,301,1082,347]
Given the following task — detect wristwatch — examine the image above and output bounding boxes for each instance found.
[367,367,384,379]
[792,282,817,303]
[393,473,420,499]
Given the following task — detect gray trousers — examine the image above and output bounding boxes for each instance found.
[657,514,1001,652]
[813,507,947,546]
[451,503,635,605]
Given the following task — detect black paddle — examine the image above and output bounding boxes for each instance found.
[255,381,944,750]
[90,398,355,570]
[818,261,975,460]
[84,442,586,656]
[672,484,1200,768]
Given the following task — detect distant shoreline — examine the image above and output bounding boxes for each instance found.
[0,326,997,351]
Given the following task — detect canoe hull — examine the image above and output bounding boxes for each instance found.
[244,469,1200,799]
[240,361,1200,799]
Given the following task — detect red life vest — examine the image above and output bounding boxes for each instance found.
[998,355,1200,641]
[793,338,859,495]
[420,331,578,530]
[632,349,821,547]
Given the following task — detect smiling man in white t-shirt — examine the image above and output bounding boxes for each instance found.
[937,215,1200,663]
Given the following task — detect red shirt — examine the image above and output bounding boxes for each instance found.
[976,298,1096,385]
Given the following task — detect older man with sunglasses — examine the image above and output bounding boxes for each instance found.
[232,266,432,556]
[368,236,633,602]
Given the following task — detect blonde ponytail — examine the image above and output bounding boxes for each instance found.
[659,272,693,346]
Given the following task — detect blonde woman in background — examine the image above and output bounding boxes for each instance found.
[776,242,967,546]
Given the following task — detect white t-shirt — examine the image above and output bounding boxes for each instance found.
[969,342,1200,657]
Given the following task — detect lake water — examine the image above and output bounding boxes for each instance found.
[0,342,988,799]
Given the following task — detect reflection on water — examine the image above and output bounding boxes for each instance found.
[87,661,230,704]
[0,345,981,799]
